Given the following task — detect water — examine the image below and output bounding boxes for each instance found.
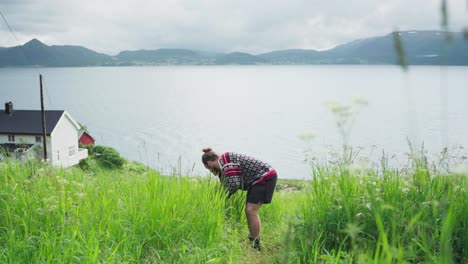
[1,65,467,178]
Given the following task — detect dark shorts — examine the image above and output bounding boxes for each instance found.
[246,174,277,204]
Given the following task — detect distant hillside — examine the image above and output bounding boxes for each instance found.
[258,31,468,65]
[321,31,468,65]
[258,49,321,64]
[215,52,267,65]
[0,39,113,67]
[115,49,212,65]
[1,31,467,67]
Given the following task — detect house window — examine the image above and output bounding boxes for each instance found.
[35,136,42,143]
[69,146,75,157]
[8,135,15,142]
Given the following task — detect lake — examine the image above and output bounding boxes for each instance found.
[1,65,467,179]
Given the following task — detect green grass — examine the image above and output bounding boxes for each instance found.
[0,159,230,263]
[292,163,467,263]
[0,153,466,263]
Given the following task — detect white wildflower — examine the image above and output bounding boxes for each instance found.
[188,177,199,183]
[347,162,367,176]
[118,198,125,209]
[43,196,57,203]
[57,178,69,185]
[401,178,410,185]
[356,212,364,217]
[365,203,371,210]
[352,97,369,106]
[72,181,84,189]
[325,100,341,111]
[75,193,86,199]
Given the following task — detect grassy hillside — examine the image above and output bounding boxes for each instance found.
[0,147,466,263]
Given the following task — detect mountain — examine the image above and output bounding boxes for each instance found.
[0,39,112,67]
[0,31,467,67]
[215,52,267,65]
[258,31,468,65]
[115,49,212,65]
[321,30,468,65]
[258,49,321,64]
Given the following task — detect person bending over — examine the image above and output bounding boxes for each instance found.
[201,148,278,251]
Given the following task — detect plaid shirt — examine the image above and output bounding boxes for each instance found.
[218,152,276,195]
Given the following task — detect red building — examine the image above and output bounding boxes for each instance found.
[78,131,95,146]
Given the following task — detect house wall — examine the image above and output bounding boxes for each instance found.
[50,114,88,167]
[0,134,40,145]
[0,134,52,159]
[79,133,95,145]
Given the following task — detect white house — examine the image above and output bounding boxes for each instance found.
[0,102,88,167]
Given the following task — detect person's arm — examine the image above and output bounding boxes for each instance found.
[219,153,242,198]
[224,172,242,197]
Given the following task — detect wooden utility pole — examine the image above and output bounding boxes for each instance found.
[40,74,48,161]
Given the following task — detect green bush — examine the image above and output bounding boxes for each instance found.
[96,146,125,169]
[80,143,95,155]
[78,157,91,171]
[93,145,108,155]
[124,162,148,174]
[77,145,125,171]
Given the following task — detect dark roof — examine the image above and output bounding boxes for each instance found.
[0,110,64,135]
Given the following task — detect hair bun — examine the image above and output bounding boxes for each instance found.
[202,148,213,153]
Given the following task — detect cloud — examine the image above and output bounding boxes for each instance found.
[1,0,467,54]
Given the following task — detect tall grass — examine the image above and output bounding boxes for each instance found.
[1,151,466,263]
[0,159,239,263]
[292,154,467,263]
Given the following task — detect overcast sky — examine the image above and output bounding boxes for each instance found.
[1,0,467,55]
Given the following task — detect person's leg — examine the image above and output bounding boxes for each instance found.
[245,175,277,251]
[245,202,263,239]
[245,202,262,250]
